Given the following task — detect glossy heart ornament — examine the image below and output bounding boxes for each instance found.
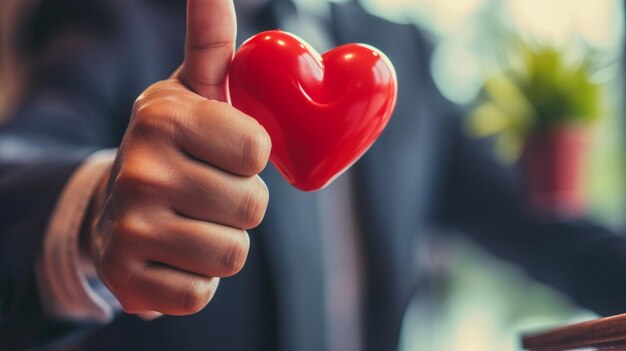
[229,30,397,191]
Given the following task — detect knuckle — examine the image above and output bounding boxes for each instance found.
[99,219,152,290]
[132,90,183,137]
[133,102,174,136]
[99,251,124,288]
[124,265,144,293]
[114,214,152,243]
[114,164,150,193]
[99,251,135,297]
[221,232,250,277]
[114,162,172,198]
[188,41,234,52]
[133,91,165,119]
[114,265,148,312]
[237,180,269,229]
[115,166,139,189]
[240,126,271,175]
[181,279,215,314]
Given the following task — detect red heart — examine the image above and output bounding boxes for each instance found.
[228,30,397,191]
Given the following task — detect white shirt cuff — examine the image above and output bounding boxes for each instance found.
[36,149,120,323]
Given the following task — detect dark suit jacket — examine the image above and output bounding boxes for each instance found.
[3,0,626,350]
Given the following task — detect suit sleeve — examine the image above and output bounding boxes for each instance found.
[437,119,626,316]
[0,0,177,347]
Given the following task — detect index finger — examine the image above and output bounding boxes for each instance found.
[180,0,236,101]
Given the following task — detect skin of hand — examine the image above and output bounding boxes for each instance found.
[81,0,271,316]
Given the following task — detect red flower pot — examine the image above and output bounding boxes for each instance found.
[523,125,589,217]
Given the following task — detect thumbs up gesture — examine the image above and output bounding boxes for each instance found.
[84,0,271,315]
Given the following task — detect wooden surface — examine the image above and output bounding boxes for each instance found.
[522,314,626,350]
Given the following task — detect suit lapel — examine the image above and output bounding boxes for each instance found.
[257,165,327,351]
[250,6,328,351]
[330,3,452,351]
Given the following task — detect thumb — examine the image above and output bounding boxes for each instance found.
[179,0,236,101]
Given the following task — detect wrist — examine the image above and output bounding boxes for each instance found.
[79,169,109,264]
[37,148,118,323]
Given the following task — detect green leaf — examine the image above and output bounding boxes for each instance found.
[467,42,604,162]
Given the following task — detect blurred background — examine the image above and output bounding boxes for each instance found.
[1,0,624,350]
[356,0,626,350]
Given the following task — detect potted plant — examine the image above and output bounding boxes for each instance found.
[468,44,602,216]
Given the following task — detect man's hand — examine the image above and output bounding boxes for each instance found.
[83,0,271,316]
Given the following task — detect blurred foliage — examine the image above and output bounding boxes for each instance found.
[467,43,603,162]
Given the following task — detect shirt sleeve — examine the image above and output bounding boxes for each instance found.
[35,149,121,324]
